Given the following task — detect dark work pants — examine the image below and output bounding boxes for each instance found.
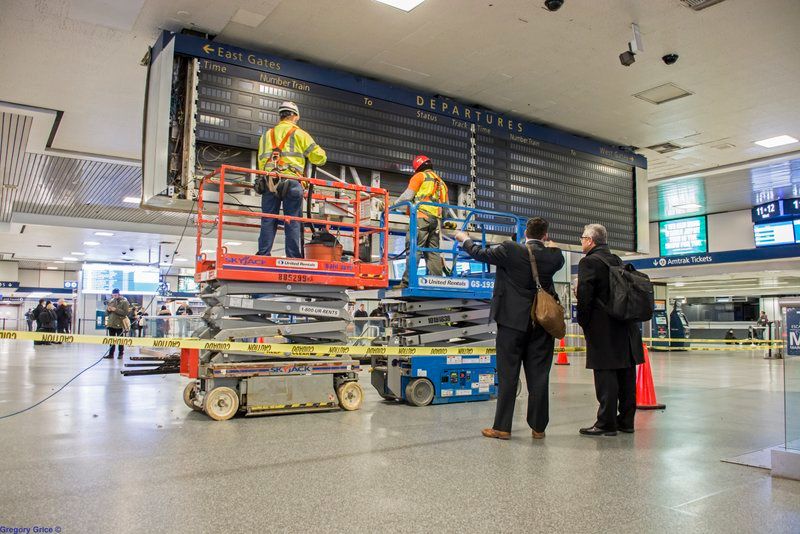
[493,324,555,433]
[108,327,125,357]
[593,367,636,431]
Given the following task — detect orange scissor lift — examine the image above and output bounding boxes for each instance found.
[182,165,389,420]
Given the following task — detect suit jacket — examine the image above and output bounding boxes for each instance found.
[462,239,565,332]
[576,245,644,370]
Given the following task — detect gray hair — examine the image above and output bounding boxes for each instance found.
[584,224,607,245]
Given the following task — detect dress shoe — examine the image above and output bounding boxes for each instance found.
[117,354,123,360]
[532,430,546,439]
[103,355,113,359]
[618,427,634,434]
[579,425,617,436]
[482,428,511,440]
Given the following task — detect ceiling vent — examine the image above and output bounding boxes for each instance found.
[646,142,684,154]
[634,83,694,105]
[711,142,736,150]
[679,0,728,11]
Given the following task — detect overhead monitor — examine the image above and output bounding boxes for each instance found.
[753,220,796,247]
[658,216,708,257]
[177,276,200,293]
[81,264,160,295]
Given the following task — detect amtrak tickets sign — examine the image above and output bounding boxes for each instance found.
[628,245,800,271]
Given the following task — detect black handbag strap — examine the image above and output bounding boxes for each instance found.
[525,243,542,290]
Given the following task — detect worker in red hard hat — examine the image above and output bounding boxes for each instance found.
[393,154,449,288]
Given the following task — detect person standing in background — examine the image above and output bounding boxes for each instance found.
[105,289,130,360]
[354,304,368,337]
[25,308,33,331]
[756,310,769,340]
[56,299,72,334]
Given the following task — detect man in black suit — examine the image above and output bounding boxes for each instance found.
[576,224,644,436]
[456,217,565,440]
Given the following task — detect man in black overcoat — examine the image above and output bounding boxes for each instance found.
[456,217,565,440]
[576,224,644,436]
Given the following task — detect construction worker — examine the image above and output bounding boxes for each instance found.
[255,101,327,257]
[395,155,448,288]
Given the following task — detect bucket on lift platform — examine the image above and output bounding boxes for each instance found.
[305,230,344,262]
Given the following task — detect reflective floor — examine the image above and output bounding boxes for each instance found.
[1,341,798,533]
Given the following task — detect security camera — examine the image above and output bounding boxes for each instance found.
[619,50,636,67]
[662,53,679,65]
[122,251,127,255]
[544,0,564,11]
[129,247,134,251]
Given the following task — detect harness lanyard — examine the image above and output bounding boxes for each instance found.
[269,125,299,168]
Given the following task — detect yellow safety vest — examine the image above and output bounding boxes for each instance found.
[257,120,327,175]
[413,170,448,218]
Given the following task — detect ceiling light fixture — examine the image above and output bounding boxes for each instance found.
[174,258,188,262]
[46,266,58,270]
[374,0,426,12]
[122,197,140,204]
[83,241,100,246]
[754,135,798,148]
[62,257,78,262]
[70,252,86,256]
[94,232,114,237]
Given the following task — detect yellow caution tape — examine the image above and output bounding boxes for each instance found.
[566,332,782,346]
[1,330,496,357]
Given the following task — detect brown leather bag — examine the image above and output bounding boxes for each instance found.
[526,243,566,339]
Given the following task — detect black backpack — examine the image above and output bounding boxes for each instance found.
[596,255,654,322]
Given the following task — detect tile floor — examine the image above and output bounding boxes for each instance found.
[0,341,798,533]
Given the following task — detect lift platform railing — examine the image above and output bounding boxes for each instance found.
[195,165,390,288]
[381,200,526,293]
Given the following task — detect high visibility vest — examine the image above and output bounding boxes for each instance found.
[257,121,319,175]
[413,170,448,218]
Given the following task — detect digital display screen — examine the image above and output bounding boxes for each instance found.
[754,220,796,247]
[81,264,160,295]
[659,216,708,256]
[751,200,783,223]
[177,276,200,293]
[785,198,800,217]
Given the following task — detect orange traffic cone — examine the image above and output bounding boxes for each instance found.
[636,343,666,410]
[554,337,570,365]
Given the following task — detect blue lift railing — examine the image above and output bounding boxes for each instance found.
[380,201,526,299]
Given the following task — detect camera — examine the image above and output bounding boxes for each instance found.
[662,53,679,65]
[619,50,636,67]
[544,0,564,11]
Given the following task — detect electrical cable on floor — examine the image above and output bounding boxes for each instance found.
[0,349,109,420]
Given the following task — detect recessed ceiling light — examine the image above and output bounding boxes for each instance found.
[754,135,798,148]
[62,257,78,262]
[46,266,58,270]
[122,197,140,204]
[70,252,86,256]
[83,241,100,246]
[54,261,65,264]
[374,0,426,12]
[94,232,114,237]
[174,258,188,262]
[200,249,215,254]
[223,241,242,246]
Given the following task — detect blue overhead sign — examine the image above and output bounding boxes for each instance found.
[0,281,20,289]
[628,245,800,270]
[155,31,645,168]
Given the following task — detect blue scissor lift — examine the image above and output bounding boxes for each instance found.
[370,201,526,406]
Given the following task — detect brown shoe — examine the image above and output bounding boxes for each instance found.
[482,428,511,440]
[532,430,546,439]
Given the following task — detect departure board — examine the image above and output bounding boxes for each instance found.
[155,32,645,251]
[196,60,470,185]
[475,132,636,249]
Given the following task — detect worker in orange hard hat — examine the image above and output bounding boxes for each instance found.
[393,154,449,288]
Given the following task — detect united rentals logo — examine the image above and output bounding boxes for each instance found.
[419,277,469,289]
[276,259,318,269]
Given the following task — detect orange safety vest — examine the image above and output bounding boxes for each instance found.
[413,170,448,218]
